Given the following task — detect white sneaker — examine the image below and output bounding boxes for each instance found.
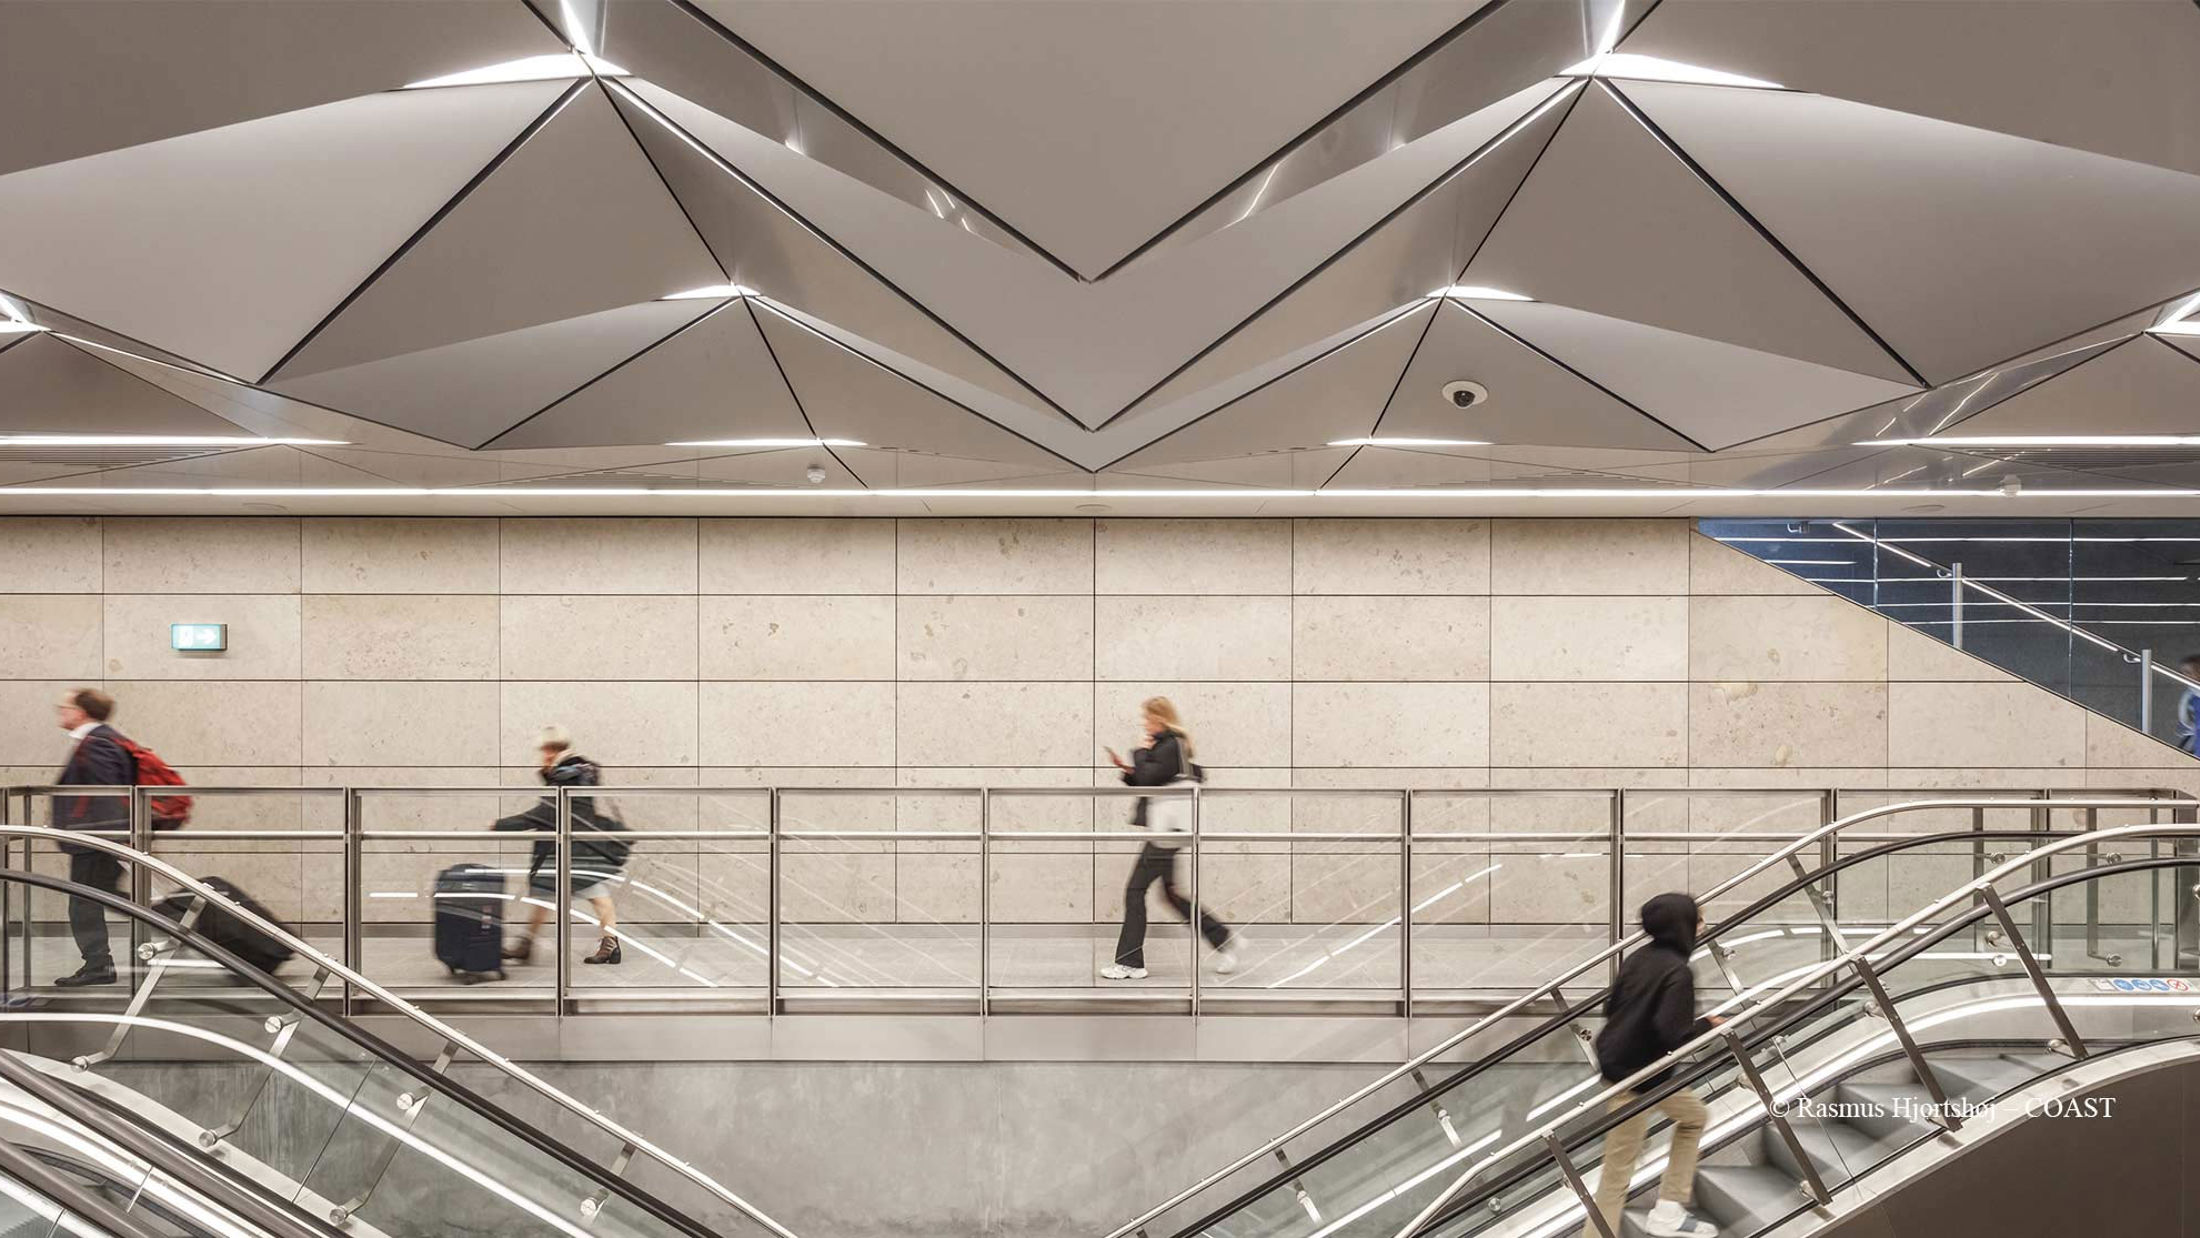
[1642,1200,1717,1238]
[1213,939,1242,975]
[1099,964,1148,980]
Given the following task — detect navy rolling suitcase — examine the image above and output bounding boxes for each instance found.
[434,863,505,983]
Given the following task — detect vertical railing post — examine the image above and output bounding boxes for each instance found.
[1951,560,1965,650]
[0,791,11,1000]
[767,787,781,1019]
[554,785,571,1019]
[128,786,150,973]
[1608,788,1626,984]
[978,787,991,1020]
[2140,648,2156,736]
[1400,790,1414,1020]
[1188,785,1202,1019]
[342,788,363,1018]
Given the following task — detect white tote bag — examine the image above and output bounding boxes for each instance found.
[1144,739,1197,846]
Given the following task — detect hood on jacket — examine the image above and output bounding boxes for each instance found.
[1639,892,1701,953]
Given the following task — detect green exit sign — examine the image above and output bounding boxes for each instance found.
[170,623,227,652]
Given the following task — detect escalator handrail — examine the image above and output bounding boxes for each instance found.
[0,826,797,1238]
[1106,792,2195,1238]
[1156,826,2092,1238]
[1394,819,2200,1238]
[0,867,702,1238]
[1416,851,2200,1234]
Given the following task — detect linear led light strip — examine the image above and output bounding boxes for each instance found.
[11,485,2200,499]
[1861,435,2200,447]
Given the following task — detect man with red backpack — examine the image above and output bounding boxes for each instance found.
[52,688,137,986]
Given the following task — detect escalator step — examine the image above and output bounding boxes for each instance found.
[1932,1055,2039,1100]
[1690,1164,1811,1233]
[1833,1081,1943,1142]
[1764,1115,1886,1182]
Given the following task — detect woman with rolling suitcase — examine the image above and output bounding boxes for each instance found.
[492,726,629,967]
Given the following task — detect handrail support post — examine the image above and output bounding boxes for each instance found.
[1981,887,2088,1058]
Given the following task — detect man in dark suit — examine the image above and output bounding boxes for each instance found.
[53,688,131,987]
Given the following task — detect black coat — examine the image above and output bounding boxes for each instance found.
[1121,730,1200,827]
[55,725,133,854]
[1593,893,1713,1088]
[493,756,628,874]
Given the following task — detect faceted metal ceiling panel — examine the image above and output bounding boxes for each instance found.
[1376,301,1696,451]
[0,335,240,436]
[0,0,567,177]
[1623,79,2200,384]
[1477,300,1916,449]
[1117,305,1436,468]
[1462,83,1911,384]
[692,0,1492,275]
[273,299,715,448]
[3,0,2199,515]
[0,81,567,378]
[272,85,722,382]
[487,299,810,449]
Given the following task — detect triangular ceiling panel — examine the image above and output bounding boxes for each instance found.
[0,1,567,177]
[2165,334,2200,366]
[1114,87,1575,432]
[1377,300,1698,451]
[1622,80,2200,385]
[1118,304,1435,469]
[833,449,1072,490]
[1477,299,1916,449]
[0,81,567,379]
[0,335,241,435]
[1463,83,1911,384]
[272,85,723,381]
[1942,337,2200,438]
[1617,0,2200,179]
[273,299,715,449]
[610,84,1053,420]
[486,299,811,449]
[694,0,1488,275]
[1108,448,1356,491]
[749,302,1067,471]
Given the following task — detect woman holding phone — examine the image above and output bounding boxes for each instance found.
[1101,697,1237,980]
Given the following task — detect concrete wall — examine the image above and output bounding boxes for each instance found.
[1,516,2192,929]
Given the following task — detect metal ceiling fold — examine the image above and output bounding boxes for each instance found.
[0,336,243,436]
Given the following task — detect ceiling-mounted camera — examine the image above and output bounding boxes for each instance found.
[1441,380,1489,409]
[805,465,828,485]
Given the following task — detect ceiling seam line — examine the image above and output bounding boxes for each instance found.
[743,296,862,489]
[1929,338,2141,437]
[474,299,727,449]
[288,444,404,486]
[592,78,732,285]
[745,299,1086,474]
[1314,302,1448,491]
[0,444,281,489]
[605,78,1083,430]
[1089,0,1531,280]
[1598,79,1929,390]
[1447,75,1588,284]
[656,0,1084,283]
[1091,301,1427,473]
[1452,301,1710,452]
[1087,79,1582,434]
[255,79,590,387]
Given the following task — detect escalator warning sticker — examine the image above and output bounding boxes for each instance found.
[2088,978,2192,992]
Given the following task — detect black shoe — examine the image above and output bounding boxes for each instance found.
[54,964,116,988]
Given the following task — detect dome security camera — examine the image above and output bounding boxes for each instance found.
[1441,380,1489,409]
[805,464,828,485]
[1999,475,2022,497]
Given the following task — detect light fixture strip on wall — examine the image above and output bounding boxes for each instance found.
[0,435,347,446]
[7,485,2200,499]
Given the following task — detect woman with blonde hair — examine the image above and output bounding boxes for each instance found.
[493,726,629,966]
[1101,697,1237,980]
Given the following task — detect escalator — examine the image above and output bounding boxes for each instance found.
[0,830,796,1238]
[1118,807,2200,1238]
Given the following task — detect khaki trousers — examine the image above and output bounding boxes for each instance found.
[1580,1086,1708,1237]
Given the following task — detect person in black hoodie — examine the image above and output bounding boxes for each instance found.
[495,727,629,967]
[1582,893,1722,1238]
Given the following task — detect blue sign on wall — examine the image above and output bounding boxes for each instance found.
[170,623,227,652]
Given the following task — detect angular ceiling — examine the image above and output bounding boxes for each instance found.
[1,0,2198,516]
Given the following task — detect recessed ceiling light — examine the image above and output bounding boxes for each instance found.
[1859,435,2200,447]
[402,53,628,89]
[0,435,347,447]
[8,484,2197,500]
[661,284,759,301]
[2152,320,2200,337]
[1327,438,1492,448]
[1429,285,1532,302]
[664,438,866,448]
[1560,53,1781,89]
[2150,292,2200,335]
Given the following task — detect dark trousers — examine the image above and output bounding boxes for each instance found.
[1115,842,1229,968]
[68,851,122,969]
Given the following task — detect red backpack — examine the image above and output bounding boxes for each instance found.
[111,733,191,830]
